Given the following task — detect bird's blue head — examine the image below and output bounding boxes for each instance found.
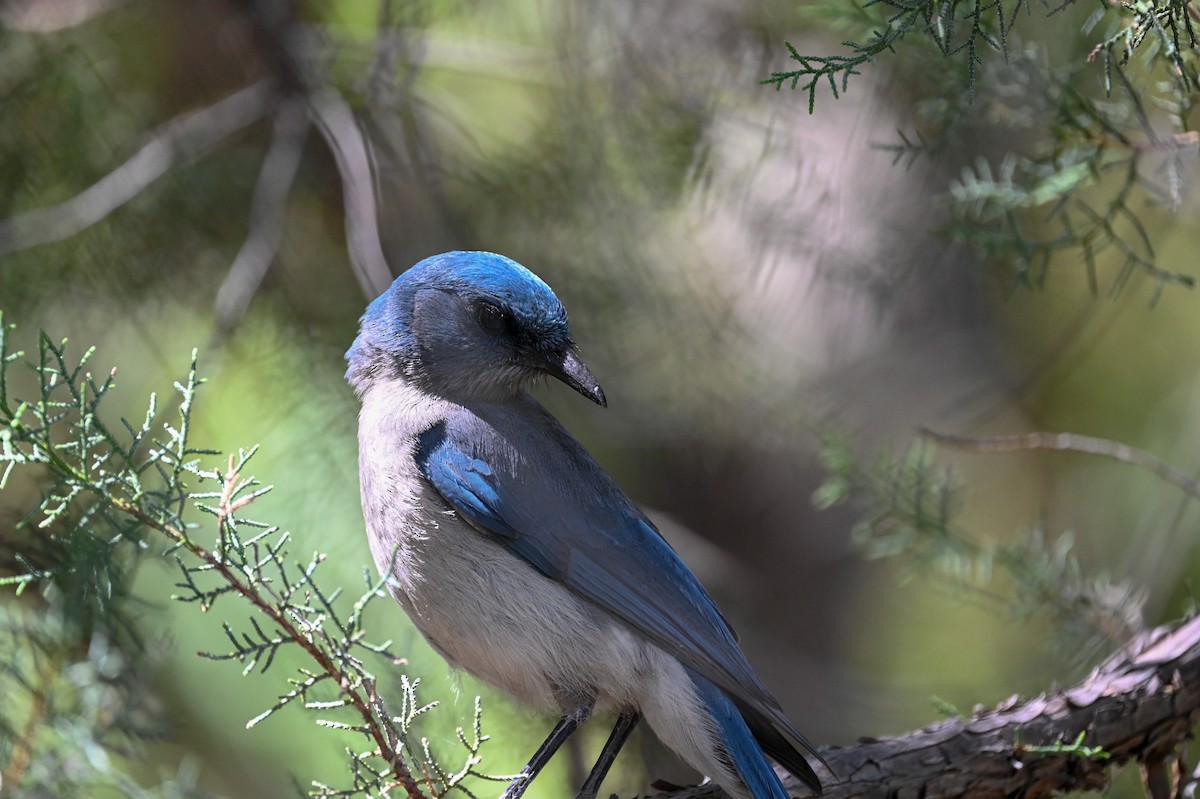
[346,251,606,406]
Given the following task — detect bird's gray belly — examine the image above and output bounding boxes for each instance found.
[369,494,652,712]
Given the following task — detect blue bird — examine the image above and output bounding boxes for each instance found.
[346,251,827,799]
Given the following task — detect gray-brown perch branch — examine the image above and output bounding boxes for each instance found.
[649,613,1200,798]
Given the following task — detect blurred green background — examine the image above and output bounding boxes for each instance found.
[1,0,1199,796]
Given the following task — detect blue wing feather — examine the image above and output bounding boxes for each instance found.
[416,425,519,538]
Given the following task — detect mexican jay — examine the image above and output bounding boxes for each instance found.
[346,251,826,799]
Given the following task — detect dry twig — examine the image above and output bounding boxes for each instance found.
[0,81,277,257]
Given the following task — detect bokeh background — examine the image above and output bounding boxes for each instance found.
[2,0,1199,796]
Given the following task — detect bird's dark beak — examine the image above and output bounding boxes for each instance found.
[546,348,607,407]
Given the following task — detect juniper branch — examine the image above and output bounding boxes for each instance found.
[813,433,1144,653]
[763,0,1021,110]
[0,320,450,798]
[108,463,427,799]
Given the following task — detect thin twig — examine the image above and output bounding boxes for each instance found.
[307,89,394,299]
[917,427,1200,502]
[214,98,310,332]
[0,81,278,257]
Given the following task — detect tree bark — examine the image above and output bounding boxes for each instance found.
[649,614,1200,798]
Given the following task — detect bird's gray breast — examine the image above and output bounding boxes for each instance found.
[356,380,653,710]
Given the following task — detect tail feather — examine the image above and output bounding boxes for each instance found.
[689,671,796,799]
[735,698,823,795]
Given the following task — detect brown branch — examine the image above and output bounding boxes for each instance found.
[917,427,1200,503]
[648,614,1200,798]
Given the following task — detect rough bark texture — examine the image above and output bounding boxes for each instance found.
[648,614,1200,799]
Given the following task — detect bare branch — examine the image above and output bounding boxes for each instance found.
[918,427,1200,503]
[307,89,395,299]
[650,614,1200,798]
[214,99,310,332]
[0,81,278,257]
[235,0,395,299]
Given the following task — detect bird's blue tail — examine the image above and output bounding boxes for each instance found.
[688,670,793,799]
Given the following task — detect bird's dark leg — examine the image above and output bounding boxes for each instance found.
[500,702,595,799]
[575,709,640,799]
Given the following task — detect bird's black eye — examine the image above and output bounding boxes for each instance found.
[473,301,511,336]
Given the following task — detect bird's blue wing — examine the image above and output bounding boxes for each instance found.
[414,436,513,535]
[415,422,557,577]
[414,401,813,751]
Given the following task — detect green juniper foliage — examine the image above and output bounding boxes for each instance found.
[0,317,499,799]
[812,432,1144,662]
[940,45,1197,298]
[766,0,1198,297]
[763,0,1031,109]
[764,0,1198,112]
